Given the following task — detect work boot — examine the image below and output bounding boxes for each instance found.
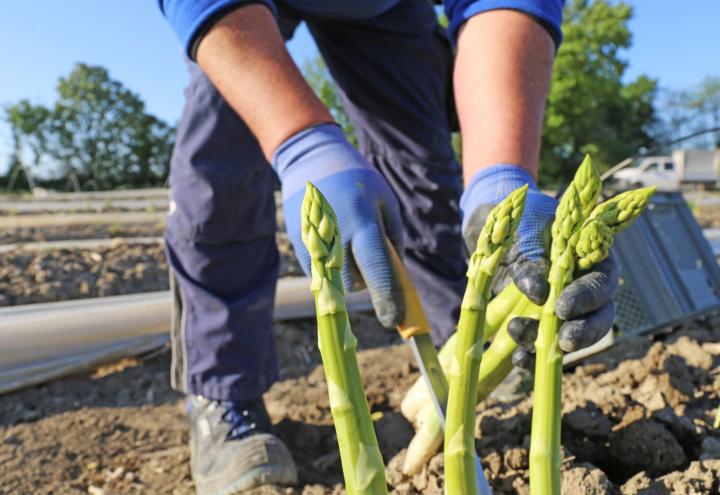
[188,395,297,495]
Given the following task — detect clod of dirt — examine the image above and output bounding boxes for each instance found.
[374,412,414,461]
[620,471,654,494]
[657,460,720,495]
[563,401,613,438]
[561,463,619,495]
[609,418,687,477]
[622,460,720,495]
[502,447,528,471]
[665,336,714,370]
[700,436,720,461]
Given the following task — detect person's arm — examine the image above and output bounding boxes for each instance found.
[450,3,619,366]
[454,10,555,183]
[195,5,332,159]
[158,1,406,328]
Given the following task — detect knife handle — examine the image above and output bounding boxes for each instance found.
[386,239,432,340]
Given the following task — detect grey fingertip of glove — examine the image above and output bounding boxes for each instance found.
[511,348,536,371]
[355,242,406,330]
[369,285,405,329]
[508,317,538,373]
[559,301,615,353]
[462,204,496,254]
[555,255,619,320]
[507,316,539,349]
[510,258,550,306]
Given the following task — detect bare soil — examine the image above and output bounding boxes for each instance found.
[0,242,169,307]
[694,204,720,229]
[1,315,718,494]
[0,233,301,307]
[1,195,718,493]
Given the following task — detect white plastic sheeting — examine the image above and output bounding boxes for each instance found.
[0,237,163,254]
[0,187,169,202]
[0,198,169,214]
[0,277,372,395]
[0,211,165,228]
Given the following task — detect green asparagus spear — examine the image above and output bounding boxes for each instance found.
[576,186,655,270]
[476,299,542,402]
[402,297,539,476]
[402,156,601,478]
[529,154,605,495]
[301,182,387,495]
[530,180,654,495]
[444,185,528,495]
[575,154,602,218]
[401,282,525,476]
[530,182,586,495]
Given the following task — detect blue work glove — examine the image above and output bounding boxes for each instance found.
[460,165,619,369]
[273,123,404,328]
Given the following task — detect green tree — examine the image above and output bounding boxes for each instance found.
[4,63,175,189]
[661,76,720,149]
[4,100,51,171]
[540,0,659,185]
[48,63,174,188]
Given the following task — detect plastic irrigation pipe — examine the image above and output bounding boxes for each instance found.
[0,277,372,394]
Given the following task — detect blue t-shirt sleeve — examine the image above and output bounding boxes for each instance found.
[444,0,564,47]
[158,0,276,58]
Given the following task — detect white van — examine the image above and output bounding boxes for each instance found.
[611,149,720,191]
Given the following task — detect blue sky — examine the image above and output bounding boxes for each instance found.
[1,0,719,172]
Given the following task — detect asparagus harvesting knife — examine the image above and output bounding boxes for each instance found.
[386,238,493,495]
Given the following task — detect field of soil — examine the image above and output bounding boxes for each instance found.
[1,195,719,494]
[1,313,718,494]
[0,233,301,307]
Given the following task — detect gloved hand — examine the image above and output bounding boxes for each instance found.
[273,123,404,328]
[460,165,619,369]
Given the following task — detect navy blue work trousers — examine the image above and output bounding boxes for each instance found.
[166,0,468,401]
